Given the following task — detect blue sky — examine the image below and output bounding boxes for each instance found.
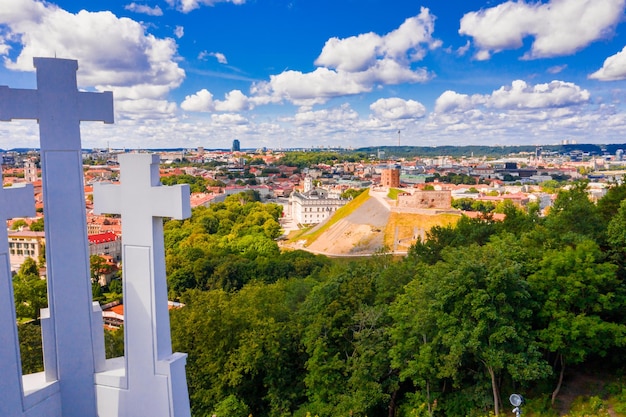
[1,0,626,150]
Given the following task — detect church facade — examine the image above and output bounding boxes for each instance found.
[289,177,347,225]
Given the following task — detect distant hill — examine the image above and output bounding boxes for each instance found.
[291,189,460,256]
[356,143,626,159]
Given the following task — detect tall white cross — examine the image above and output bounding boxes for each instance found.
[0,57,113,417]
[93,153,191,417]
[0,183,35,416]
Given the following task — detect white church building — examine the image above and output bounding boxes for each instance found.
[289,177,347,225]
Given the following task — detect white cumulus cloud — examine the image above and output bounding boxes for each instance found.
[589,46,626,81]
[198,51,227,64]
[253,68,371,107]
[165,0,246,13]
[355,58,430,86]
[174,25,184,39]
[116,98,178,120]
[435,90,482,113]
[211,113,248,126]
[315,32,381,72]
[459,0,625,60]
[124,2,163,16]
[293,105,360,126]
[180,89,215,112]
[315,8,440,71]
[370,97,426,120]
[488,80,590,109]
[0,0,185,120]
[210,52,228,64]
[435,80,590,115]
[181,89,251,112]
[252,8,438,107]
[215,90,250,112]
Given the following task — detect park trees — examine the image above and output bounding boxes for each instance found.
[18,322,44,374]
[544,181,605,245]
[161,175,626,417]
[164,193,299,296]
[11,219,27,230]
[160,174,209,193]
[408,215,497,265]
[171,279,314,417]
[299,261,389,416]
[392,235,550,416]
[297,255,413,417]
[528,239,626,404]
[596,177,626,224]
[606,199,626,276]
[13,257,47,322]
[29,217,44,232]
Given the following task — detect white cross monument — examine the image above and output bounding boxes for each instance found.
[0,57,113,417]
[1,57,192,417]
[0,183,55,417]
[93,153,192,417]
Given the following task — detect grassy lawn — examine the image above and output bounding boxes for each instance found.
[387,188,403,200]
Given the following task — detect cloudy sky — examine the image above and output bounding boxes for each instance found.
[1,0,626,150]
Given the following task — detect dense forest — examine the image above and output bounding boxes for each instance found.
[160,182,626,416]
[14,181,626,416]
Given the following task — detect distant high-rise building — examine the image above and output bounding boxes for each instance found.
[232,139,241,152]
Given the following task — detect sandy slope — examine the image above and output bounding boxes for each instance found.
[305,191,391,256]
[292,189,461,257]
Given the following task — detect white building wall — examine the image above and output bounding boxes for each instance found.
[290,191,347,225]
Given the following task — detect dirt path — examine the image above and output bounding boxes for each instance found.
[554,369,614,416]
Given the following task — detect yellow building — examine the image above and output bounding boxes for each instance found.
[8,230,45,272]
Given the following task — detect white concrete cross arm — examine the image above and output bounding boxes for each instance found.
[0,86,39,121]
[92,154,191,221]
[0,183,36,220]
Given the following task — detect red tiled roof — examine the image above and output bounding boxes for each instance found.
[110,304,124,315]
[88,231,118,244]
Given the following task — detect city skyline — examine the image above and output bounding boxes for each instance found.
[1,0,626,150]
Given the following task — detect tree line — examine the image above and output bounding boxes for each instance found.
[163,182,626,416]
[13,181,626,416]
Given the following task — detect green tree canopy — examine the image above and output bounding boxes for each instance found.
[528,238,626,404]
[13,258,47,321]
[392,235,550,416]
[161,174,209,193]
[29,218,44,232]
[544,181,605,245]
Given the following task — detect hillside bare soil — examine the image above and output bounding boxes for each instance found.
[305,193,390,256]
[298,190,460,257]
